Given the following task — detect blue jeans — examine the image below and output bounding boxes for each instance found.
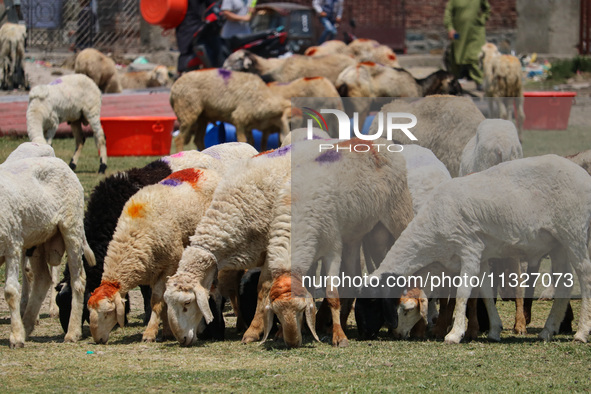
[319,16,338,44]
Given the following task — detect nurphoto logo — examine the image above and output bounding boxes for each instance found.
[303,107,418,152]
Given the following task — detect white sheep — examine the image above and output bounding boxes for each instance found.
[87,167,221,344]
[74,48,122,93]
[164,147,292,346]
[261,138,415,348]
[346,38,400,67]
[0,22,27,90]
[369,95,485,177]
[480,43,525,141]
[26,74,108,174]
[170,69,292,152]
[223,49,288,76]
[0,142,95,348]
[459,119,523,176]
[368,154,591,344]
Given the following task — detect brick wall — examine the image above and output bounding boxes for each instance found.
[261,0,517,31]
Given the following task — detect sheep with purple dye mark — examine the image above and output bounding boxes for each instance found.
[164,147,292,346]
[88,167,222,344]
[170,69,293,152]
[26,74,108,173]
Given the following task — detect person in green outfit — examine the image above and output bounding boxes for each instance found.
[444,0,490,90]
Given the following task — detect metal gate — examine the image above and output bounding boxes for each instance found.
[21,0,141,52]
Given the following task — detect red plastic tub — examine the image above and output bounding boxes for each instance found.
[101,116,176,156]
[140,0,188,29]
[522,91,577,130]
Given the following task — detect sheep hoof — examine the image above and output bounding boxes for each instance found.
[69,160,76,171]
[9,341,24,349]
[241,334,260,344]
[513,324,527,336]
[444,333,462,344]
[538,328,553,342]
[64,332,80,343]
[573,332,588,343]
[98,163,107,174]
[335,338,349,348]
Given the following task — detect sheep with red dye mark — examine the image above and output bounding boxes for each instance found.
[164,148,292,346]
[88,168,222,344]
[0,142,95,348]
[261,138,415,348]
[170,69,293,152]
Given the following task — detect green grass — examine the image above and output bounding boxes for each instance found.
[2,127,591,392]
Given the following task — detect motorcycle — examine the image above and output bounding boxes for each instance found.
[187,1,288,70]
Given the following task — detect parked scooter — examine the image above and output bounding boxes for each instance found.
[188,1,289,70]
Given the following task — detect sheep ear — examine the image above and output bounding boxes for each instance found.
[259,303,275,345]
[194,285,213,324]
[114,292,126,328]
[419,290,429,322]
[305,298,321,342]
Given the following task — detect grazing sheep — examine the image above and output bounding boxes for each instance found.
[368,95,485,177]
[120,65,171,90]
[57,143,257,333]
[480,43,525,140]
[366,155,591,344]
[1,143,95,348]
[0,22,27,90]
[261,138,415,348]
[337,63,462,130]
[459,119,523,176]
[88,168,222,344]
[164,148,292,346]
[170,69,292,152]
[222,49,356,85]
[26,74,108,174]
[223,49,288,76]
[74,48,122,93]
[355,145,451,340]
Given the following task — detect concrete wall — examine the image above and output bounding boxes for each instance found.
[516,0,580,55]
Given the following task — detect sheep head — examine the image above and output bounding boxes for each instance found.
[163,247,217,346]
[222,49,254,72]
[87,281,126,344]
[393,288,428,339]
[147,65,171,88]
[261,274,319,348]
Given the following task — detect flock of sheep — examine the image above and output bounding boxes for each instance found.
[3,35,579,351]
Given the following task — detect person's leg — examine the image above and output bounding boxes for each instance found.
[467,60,484,87]
[318,17,333,44]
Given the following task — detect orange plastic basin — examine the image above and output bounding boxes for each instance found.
[522,91,577,130]
[101,116,176,156]
[140,0,188,29]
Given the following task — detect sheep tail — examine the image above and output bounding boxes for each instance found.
[83,238,96,267]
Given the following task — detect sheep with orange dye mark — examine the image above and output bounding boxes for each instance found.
[0,142,95,348]
[88,167,222,344]
[261,138,414,348]
[346,38,400,68]
[164,148,292,347]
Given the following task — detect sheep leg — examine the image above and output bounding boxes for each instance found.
[62,230,86,343]
[194,117,208,151]
[48,266,60,318]
[22,245,52,338]
[515,96,525,142]
[5,251,26,348]
[235,126,254,148]
[46,232,65,319]
[571,258,591,343]
[523,258,541,324]
[512,258,527,335]
[69,121,85,172]
[84,111,108,173]
[143,278,167,342]
[19,253,31,316]
[444,255,481,344]
[432,297,453,339]
[464,297,480,340]
[325,251,348,347]
[539,246,571,341]
[241,264,272,344]
[477,265,503,341]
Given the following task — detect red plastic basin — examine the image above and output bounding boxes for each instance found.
[101,116,176,156]
[522,91,577,130]
[140,0,188,29]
